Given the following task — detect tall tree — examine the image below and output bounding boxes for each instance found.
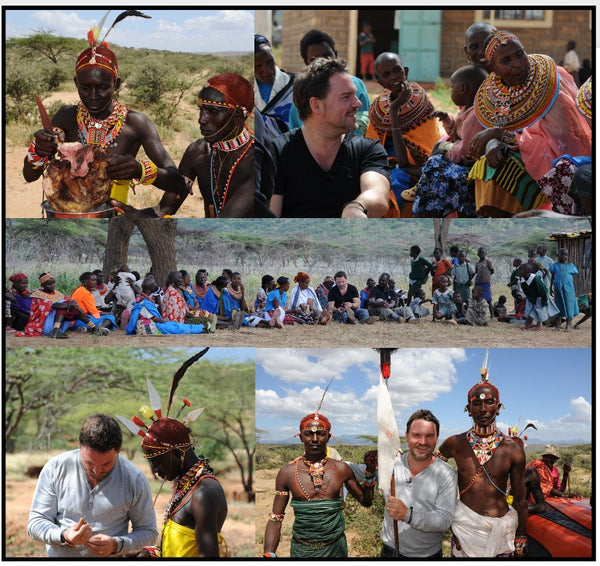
[103,217,177,285]
[433,219,452,252]
[7,30,80,64]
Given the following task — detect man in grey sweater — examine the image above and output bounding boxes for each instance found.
[381,409,457,557]
[27,414,157,557]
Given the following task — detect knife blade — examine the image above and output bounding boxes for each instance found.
[35,95,54,134]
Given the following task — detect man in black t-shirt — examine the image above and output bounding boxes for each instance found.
[367,273,409,322]
[327,271,375,324]
[268,58,390,218]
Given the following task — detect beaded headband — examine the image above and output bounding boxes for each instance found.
[39,273,54,284]
[467,350,501,403]
[485,30,521,63]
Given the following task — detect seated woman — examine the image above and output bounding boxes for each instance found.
[6,273,31,331]
[228,272,270,328]
[469,30,591,217]
[287,272,324,324]
[254,274,276,317]
[180,270,200,310]
[16,273,101,338]
[202,275,244,330]
[161,270,216,332]
[70,272,117,334]
[263,276,292,328]
[126,277,204,335]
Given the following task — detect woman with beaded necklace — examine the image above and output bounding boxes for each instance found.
[23,22,186,207]
[468,30,591,217]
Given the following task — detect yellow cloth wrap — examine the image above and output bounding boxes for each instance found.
[110,179,130,203]
[160,518,226,557]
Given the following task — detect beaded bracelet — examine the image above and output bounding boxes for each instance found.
[275,490,289,496]
[268,512,285,522]
[263,552,277,558]
[514,535,527,556]
[133,159,159,185]
[362,478,377,488]
[26,141,50,170]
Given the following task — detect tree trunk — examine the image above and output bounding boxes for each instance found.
[433,219,452,252]
[103,216,135,275]
[134,219,178,287]
[103,218,177,286]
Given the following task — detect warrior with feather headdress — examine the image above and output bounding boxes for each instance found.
[116,348,228,557]
[23,10,187,211]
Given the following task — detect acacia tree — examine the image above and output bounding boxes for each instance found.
[7,30,79,64]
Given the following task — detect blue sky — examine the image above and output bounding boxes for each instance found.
[256,348,591,445]
[4,9,253,53]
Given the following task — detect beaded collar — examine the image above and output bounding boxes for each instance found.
[295,457,331,500]
[467,426,503,466]
[212,127,252,152]
[76,100,129,151]
[30,289,65,302]
[227,283,243,301]
[163,458,208,522]
[577,77,592,123]
[369,83,434,134]
[474,54,559,132]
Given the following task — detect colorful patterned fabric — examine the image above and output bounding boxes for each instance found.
[468,153,546,211]
[475,54,559,132]
[537,157,579,215]
[162,285,188,323]
[527,459,558,497]
[290,498,347,558]
[367,85,442,166]
[413,154,475,217]
[15,289,68,337]
[576,76,592,124]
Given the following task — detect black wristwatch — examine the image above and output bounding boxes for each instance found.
[60,530,72,546]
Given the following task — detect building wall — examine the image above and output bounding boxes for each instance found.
[441,9,593,78]
[281,10,355,73]
[280,9,593,80]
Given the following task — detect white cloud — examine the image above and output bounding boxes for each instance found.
[385,349,466,409]
[257,348,467,438]
[257,348,378,385]
[508,397,592,443]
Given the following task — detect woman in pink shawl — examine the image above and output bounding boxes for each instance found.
[468,30,591,217]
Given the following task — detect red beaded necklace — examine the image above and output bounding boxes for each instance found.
[209,129,253,216]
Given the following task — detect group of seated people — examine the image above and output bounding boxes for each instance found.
[255,23,592,218]
[6,242,590,336]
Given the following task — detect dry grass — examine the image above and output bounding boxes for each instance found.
[5,316,591,349]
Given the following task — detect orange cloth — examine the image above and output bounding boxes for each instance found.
[71,285,101,318]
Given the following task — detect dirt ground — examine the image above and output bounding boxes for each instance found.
[5,315,592,349]
[5,454,254,558]
[5,91,205,219]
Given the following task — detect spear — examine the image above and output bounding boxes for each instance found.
[375,348,400,557]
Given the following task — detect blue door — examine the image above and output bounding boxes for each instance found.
[395,10,442,83]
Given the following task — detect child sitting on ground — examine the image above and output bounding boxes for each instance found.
[464,285,489,326]
[493,295,508,319]
[432,275,457,324]
[452,291,466,324]
[410,288,431,319]
[412,65,488,217]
